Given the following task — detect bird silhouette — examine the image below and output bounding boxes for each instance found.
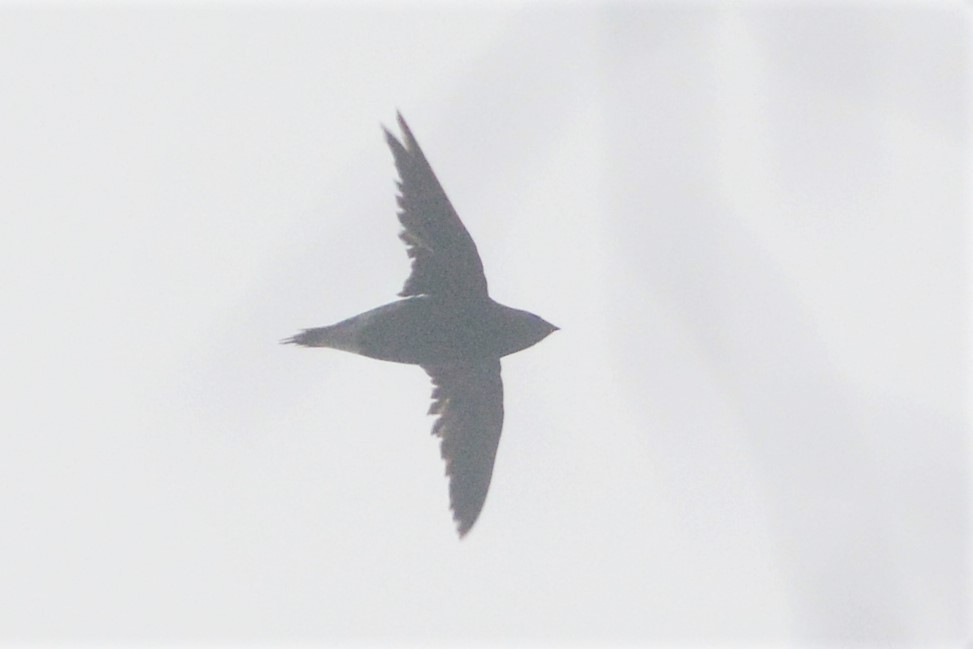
[284,113,557,537]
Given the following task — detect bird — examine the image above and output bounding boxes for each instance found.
[283,112,557,537]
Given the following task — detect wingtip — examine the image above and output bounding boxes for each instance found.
[450,498,480,538]
[383,119,407,155]
[395,111,416,149]
[383,109,407,135]
[454,515,474,539]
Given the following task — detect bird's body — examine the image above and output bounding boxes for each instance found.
[284,113,556,537]
[288,296,554,365]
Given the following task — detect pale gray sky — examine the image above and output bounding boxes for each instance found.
[0,2,968,645]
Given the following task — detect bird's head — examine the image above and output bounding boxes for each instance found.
[497,306,558,357]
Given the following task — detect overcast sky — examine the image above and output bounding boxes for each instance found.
[0,2,968,646]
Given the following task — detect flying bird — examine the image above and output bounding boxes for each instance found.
[283,113,557,537]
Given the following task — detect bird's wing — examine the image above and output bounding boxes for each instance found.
[384,112,489,302]
[423,360,504,537]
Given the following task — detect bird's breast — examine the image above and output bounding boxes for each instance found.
[354,296,507,365]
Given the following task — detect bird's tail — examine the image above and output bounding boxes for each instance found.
[280,323,362,354]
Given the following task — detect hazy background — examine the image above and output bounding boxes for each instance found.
[0,2,968,645]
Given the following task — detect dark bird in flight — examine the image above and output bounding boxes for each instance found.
[283,113,557,537]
